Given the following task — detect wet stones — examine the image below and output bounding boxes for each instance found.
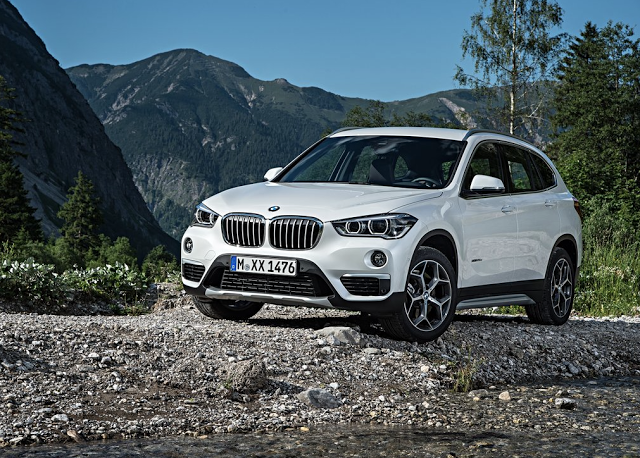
[555,397,577,409]
[297,389,341,409]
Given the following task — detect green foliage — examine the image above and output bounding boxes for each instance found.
[0,251,147,311]
[451,347,482,393]
[455,0,565,139]
[63,263,146,306]
[0,75,42,243]
[551,22,640,226]
[87,235,137,269]
[0,258,63,306]
[342,100,457,129]
[142,245,179,282]
[57,171,103,266]
[574,206,640,316]
[342,101,387,127]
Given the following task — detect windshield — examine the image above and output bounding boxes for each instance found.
[277,136,466,189]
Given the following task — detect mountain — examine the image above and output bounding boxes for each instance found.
[66,50,480,238]
[0,0,176,257]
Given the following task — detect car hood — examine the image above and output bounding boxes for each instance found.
[203,182,443,221]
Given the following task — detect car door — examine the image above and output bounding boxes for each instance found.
[457,142,517,288]
[501,144,561,282]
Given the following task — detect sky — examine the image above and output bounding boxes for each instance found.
[10,0,640,102]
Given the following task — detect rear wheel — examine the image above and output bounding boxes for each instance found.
[194,298,263,320]
[380,247,457,342]
[525,247,574,325]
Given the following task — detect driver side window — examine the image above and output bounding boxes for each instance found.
[462,143,503,191]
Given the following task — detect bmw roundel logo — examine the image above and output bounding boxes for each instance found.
[268,206,280,212]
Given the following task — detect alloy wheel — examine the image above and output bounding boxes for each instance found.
[551,258,573,318]
[404,259,452,331]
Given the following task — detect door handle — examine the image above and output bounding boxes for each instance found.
[501,205,514,213]
[544,200,557,208]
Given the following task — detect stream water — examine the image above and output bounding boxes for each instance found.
[4,377,639,458]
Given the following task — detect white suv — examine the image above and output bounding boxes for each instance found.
[181,127,582,342]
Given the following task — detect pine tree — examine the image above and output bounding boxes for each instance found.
[0,75,42,243]
[551,22,640,224]
[57,171,103,266]
[455,0,566,140]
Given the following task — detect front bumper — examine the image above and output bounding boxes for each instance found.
[180,222,416,317]
[182,255,405,316]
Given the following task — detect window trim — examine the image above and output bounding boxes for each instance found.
[459,140,507,200]
[497,141,558,195]
[459,140,559,199]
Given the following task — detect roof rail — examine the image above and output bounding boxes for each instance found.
[462,128,526,142]
[328,126,364,136]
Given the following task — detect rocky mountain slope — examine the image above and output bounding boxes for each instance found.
[0,0,176,256]
[67,50,479,238]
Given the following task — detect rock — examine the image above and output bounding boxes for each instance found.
[86,353,100,361]
[363,348,381,355]
[224,359,267,394]
[499,391,511,401]
[297,388,341,409]
[567,363,581,375]
[325,335,342,346]
[66,429,84,442]
[555,398,577,409]
[51,414,69,422]
[468,389,490,399]
[329,382,339,389]
[315,326,362,346]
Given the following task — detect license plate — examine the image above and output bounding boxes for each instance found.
[230,256,297,277]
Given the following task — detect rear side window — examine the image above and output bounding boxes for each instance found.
[529,152,556,190]
[502,145,538,193]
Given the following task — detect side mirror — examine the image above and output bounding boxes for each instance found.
[264,167,283,182]
[469,175,505,193]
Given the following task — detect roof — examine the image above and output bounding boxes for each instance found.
[330,126,469,141]
[329,126,537,147]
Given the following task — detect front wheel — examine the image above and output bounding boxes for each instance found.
[194,298,263,320]
[380,247,457,342]
[525,247,574,325]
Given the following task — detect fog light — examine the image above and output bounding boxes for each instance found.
[371,251,387,267]
[184,238,193,253]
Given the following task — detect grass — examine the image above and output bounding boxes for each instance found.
[451,347,482,393]
[574,241,640,316]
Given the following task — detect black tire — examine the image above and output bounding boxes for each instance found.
[380,247,457,342]
[194,298,263,320]
[525,247,574,325]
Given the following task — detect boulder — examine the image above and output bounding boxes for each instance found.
[297,388,341,409]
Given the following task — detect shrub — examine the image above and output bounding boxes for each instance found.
[0,253,147,312]
[142,245,179,282]
[0,258,64,305]
[86,235,138,270]
[573,207,640,316]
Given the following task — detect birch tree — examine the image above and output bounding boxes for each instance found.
[455,0,565,141]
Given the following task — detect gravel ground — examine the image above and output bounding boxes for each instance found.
[1,286,639,449]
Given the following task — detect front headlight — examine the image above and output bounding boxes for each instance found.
[191,203,219,228]
[332,214,417,239]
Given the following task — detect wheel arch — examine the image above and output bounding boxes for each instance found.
[554,234,579,271]
[416,229,458,274]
